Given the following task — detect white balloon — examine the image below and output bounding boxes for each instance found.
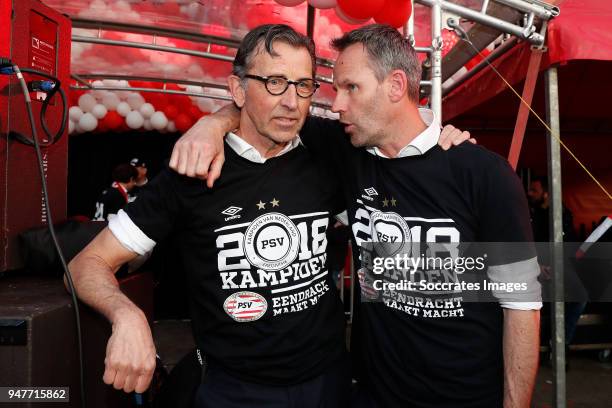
[91,104,108,119]
[90,0,106,10]
[116,101,131,117]
[186,85,204,95]
[90,80,106,99]
[308,0,336,9]
[102,79,120,87]
[68,120,75,134]
[275,0,305,6]
[115,0,131,12]
[143,119,153,131]
[116,80,130,100]
[186,2,200,18]
[78,93,97,113]
[207,87,229,97]
[167,121,177,133]
[197,98,215,112]
[127,93,145,110]
[150,111,168,130]
[78,112,98,132]
[117,90,131,100]
[126,110,144,129]
[139,103,155,118]
[102,93,120,110]
[69,106,84,122]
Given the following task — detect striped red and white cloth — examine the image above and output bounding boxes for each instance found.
[576,215,612,259]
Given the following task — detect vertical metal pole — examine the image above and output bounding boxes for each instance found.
[545,66,566,408]
[306,5,315,39]
[430,1,443,120]
[481,0,490,13]
[408,5,416,45]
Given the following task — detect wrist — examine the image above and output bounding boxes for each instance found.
[108,298,146,326]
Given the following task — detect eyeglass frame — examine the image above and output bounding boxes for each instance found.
[243,74,320,98]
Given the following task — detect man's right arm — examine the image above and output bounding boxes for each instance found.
[169,104,240,186]
[67,227,157,394]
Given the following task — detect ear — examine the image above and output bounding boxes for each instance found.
[228,75,246,108]
[386,69,408,103]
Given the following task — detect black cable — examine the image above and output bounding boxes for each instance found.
[7,67,67,147]
[12,64,87,408]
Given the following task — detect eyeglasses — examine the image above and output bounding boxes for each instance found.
[244,74,320,98]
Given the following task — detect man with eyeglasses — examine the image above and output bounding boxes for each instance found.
[67,24,468,407]
[68,24,350,407]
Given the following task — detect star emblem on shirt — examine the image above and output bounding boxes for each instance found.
[270,198,280,207]
[390,197,397,207]
[382,198,389,207]
[256,200,266,210]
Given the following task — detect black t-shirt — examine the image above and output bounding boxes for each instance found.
[93,185,128,221]
[301,116,538,408]
[118,142,346,385]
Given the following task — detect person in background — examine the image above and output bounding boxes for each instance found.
[527,175,586,360]
[129,157,149,201]
[93,163,138,221]
[527,175,576,243]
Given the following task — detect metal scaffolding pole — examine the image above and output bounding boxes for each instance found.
[416,0,548,45]
[545,66,566,408]
[430,2,443,120]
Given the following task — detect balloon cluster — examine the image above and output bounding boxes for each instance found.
[274,0,413,28]
[68,80,226,135]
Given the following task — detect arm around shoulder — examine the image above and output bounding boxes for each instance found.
[169,103,240,186]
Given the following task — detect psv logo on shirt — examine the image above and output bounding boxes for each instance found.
[223,291,268,322]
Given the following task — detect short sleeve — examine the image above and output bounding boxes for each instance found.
[108,167,188,255]
[477,154,541,310]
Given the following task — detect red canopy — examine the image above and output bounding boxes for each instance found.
[547,0,612,65]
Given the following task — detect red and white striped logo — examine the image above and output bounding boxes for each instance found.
[223,291,268,322]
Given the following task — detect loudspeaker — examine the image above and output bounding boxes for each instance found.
[0,272,154,407]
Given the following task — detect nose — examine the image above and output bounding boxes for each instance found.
[280,83,299,110]
[331,92,346,114]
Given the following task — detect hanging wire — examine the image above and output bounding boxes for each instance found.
[448,21,612,202]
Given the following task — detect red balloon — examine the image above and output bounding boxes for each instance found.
[163,105,179,120]
[201,24,232,55]
[338,0,384,20]
[441,29,460,58]
[103,111,124,130]
[374,0,412,28]
[97,116,109,133]
[237,1,273,30]
[188,105,203,120]
[176,95,194,112]
[175,113,193,134]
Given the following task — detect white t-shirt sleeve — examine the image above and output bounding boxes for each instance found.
[108,209,156,256]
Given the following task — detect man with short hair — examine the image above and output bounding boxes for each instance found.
[93,163,138,221]
[69,24,351,407]
[173,24,541,408]
[130,157,149,186]
[128,158,148,201]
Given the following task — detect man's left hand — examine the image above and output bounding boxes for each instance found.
[438,125,476,149]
